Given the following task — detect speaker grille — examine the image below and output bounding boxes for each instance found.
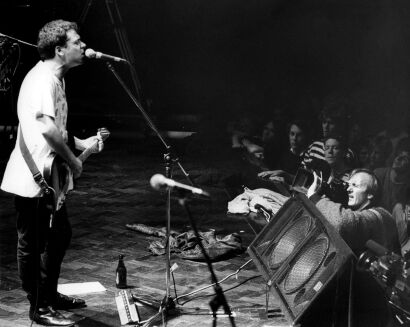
[283,236,329,294]
[247,195,353,324]
[269,214,312,269]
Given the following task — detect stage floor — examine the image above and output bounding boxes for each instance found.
[0,133,288,327]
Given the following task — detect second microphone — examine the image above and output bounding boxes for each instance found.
[150,174,210,198]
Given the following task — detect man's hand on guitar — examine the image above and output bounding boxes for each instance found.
[75,127,109,153]
[84,135,104,152]
[76,135,104,152]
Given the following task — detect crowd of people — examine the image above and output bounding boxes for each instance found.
[228,95,410,252]
[226,96,410,326]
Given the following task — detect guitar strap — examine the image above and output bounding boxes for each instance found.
[19,126,56,227]
[18,125,52,196]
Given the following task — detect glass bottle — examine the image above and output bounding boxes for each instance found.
[116,254,127,289]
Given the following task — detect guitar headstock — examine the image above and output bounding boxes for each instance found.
[97,127,110,141]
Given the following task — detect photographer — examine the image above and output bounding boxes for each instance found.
[308,168,400,256]
[306,168,400,327]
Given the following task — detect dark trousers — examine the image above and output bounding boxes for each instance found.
[15,196,72,309]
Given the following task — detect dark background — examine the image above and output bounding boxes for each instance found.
[1,0,410,136]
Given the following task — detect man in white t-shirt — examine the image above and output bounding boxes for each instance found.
[1,20,104,326]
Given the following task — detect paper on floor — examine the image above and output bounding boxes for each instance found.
[58,281,107,295]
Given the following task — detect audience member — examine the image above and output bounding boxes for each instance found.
[378,111,409,165]
[373,138,410,248]
[306,168,400,327]
[227,114,256,149]
[357,138,372,168]
[393,187,410,249]
[302,94,357,169]
[238,115,288,171]
[258,119,309,179]
[324,134,351,181]
[258,130,353,203]
[276,119,310,174]
[308,168,400,255]
[368,135,393,170]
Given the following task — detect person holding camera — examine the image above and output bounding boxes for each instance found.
[308,168,400,256]
[306,168,401,327]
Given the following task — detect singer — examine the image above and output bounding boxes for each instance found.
[0,20,105,326]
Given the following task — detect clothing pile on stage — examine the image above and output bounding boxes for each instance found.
[126,223,244,261]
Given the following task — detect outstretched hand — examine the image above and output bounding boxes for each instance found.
[258,170,285,179]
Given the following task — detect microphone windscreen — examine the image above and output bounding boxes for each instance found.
[150,174,166,190]
[85,48,96,58]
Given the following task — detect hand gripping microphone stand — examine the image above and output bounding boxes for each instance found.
[177,194,236,327]
[105,62,194,326]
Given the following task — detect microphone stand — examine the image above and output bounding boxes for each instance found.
[177,194,236,327]
[0,32,37,48]
[105,62,194,325]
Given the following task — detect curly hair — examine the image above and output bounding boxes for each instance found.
[37,20,78,60]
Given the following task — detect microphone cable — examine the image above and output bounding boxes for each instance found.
[173,258,256,305]
[139,259,256,326]
[177,275,263,307]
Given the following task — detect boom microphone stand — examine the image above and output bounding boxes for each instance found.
[105,62,194,325]
[177,194,236,327]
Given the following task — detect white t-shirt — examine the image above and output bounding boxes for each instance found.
[1,61,68,197]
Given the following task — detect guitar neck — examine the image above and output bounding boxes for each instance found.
[76,128,109,163]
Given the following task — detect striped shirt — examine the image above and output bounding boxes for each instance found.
[302,140,357,168]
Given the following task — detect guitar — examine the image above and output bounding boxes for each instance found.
[43,128,110,211]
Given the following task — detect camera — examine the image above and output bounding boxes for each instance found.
[292,163,349,205]
[358,240,410,322]
[322,178,349,205]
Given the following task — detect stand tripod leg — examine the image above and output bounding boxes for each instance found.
[160,153,175,324]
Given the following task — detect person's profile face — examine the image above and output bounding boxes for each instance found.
[347,172,372,209]
[61,29,86,68]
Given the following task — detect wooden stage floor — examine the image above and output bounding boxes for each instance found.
[0,134,288,327]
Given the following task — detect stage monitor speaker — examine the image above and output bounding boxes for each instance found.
[247,193,353,325]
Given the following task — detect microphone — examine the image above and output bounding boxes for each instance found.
[150,174,210,197]
[85,48,129,64]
